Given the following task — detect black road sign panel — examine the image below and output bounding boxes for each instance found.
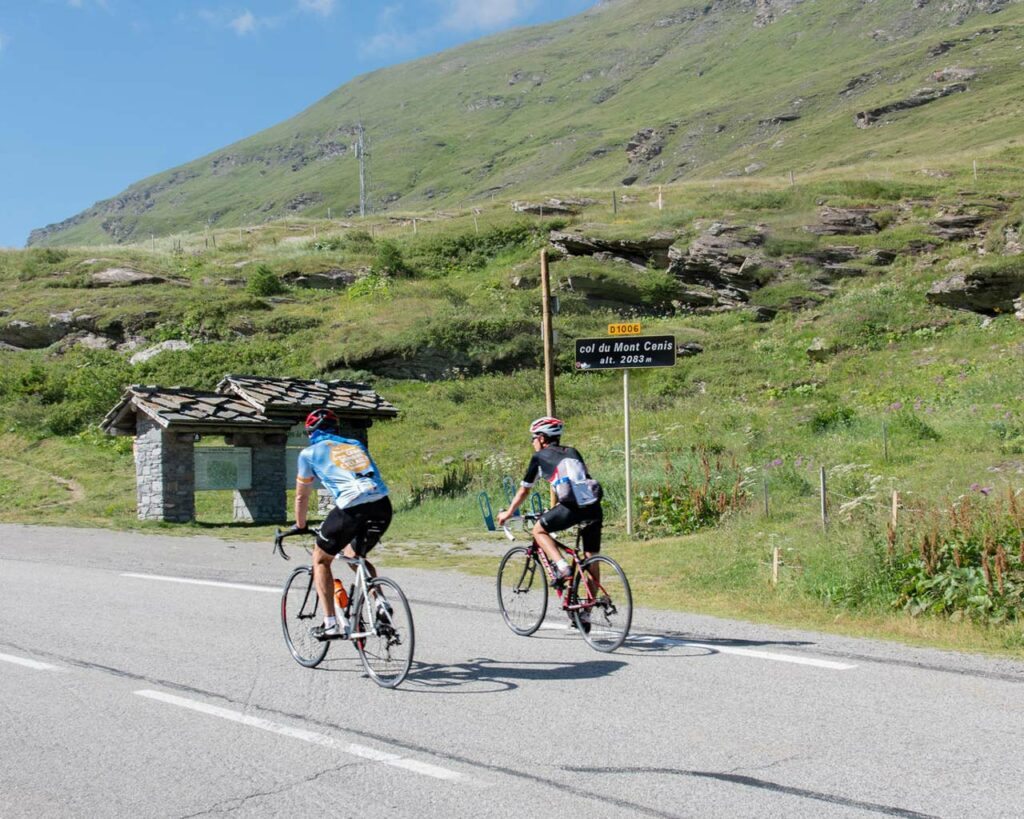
[575,335,676,370]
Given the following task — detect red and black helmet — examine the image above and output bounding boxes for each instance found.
[304,408,339,435]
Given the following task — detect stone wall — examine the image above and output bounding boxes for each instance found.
[230,434,287,524]
[135,417,195,522]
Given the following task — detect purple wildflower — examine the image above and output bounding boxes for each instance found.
[770,458,784,468]
[970,483,981,492]
[887,401,903,412]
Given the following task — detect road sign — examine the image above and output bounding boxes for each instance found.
[574,335,676,370]
[608,322,641,336]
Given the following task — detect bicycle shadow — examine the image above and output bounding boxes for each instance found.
[400,656,628,694]
[613,632,817,658]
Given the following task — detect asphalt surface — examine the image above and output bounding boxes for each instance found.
[2,524,1023,818]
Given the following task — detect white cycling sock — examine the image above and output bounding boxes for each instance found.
[325,616,337,628]
[555,559,570,575]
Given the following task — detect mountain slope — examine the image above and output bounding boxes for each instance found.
[29,0,1024,246]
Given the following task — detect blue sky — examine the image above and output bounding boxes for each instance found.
[0,0,594,248]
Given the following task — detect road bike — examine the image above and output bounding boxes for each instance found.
[496,518,632,653]
[274,527,414,689]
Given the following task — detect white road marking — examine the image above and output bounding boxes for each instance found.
[121,572,278,594]
[122,574,854,670]
[541,622,854,670]
[627,635,857,670]
[135,690,467,782]
[0,651,60,671]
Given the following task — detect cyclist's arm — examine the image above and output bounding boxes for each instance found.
[295,477,314,529]
[294,449,316,529]
[497,485,531,525]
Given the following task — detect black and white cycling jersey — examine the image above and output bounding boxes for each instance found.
[521,445,601,507]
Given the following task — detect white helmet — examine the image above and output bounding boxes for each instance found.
[529,416,564,439]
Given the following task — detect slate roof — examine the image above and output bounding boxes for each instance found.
[101,385,295,435]
[215,374,399,419]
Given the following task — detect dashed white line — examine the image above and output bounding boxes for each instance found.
[135,690,468,782]
[0,651,60,671]
[121,572,277,594]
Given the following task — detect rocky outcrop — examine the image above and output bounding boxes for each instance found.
[626,128,665,164]
[91,268,168,287]
[514,200,581,216]
[806,207,880,236]
[854,85,968,128]
[668,223,773,307]
[926,264,1024,315]
[130,340,193,365]
[931,213,986,240]
[0,320,68,349]
[549,230,676,268]
[282,269,358,290]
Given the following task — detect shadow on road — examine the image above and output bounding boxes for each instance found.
[402,657,627,694]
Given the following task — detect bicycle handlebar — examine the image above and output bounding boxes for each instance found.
[273,525,320,561]
[501,524,515,541]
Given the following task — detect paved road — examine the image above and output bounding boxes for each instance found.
[2,524,1022,818]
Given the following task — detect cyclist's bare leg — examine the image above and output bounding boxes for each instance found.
[341,543,377,578]
[531,521,564,570]
[312,544,337,618]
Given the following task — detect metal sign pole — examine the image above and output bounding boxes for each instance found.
[540,249,556,417]
[624,368,633,536]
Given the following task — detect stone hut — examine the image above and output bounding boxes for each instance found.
[101,375,398,524]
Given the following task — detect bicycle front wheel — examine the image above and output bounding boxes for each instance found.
[353,577,414,689]
[571,555,632,653]
[281,566,329,668]
[497,546,548,636]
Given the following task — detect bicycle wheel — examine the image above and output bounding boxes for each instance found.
[281,566,329,668]
[352,577,414,689]
[497,546,548,636]
[571,555,632,653]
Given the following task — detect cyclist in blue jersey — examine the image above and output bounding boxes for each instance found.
[286,408,392,641]
[497,417,603,592]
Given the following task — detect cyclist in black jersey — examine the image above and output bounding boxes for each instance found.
[497,417,603,589]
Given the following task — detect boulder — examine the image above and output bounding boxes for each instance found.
[801,246,860,264]
[91,268,167,287]
[1015,296,1024,322]
[864,249,897,266]
[0,319,71,348]
[281,269,357,290]
[806,207,880,236]
[750,305,778,322]
[807,338,837,362]
[926,265,1024,315]
[677,342,704,357]
[59,332,118,352]
[549,230,675,268]
[129,339,192,365]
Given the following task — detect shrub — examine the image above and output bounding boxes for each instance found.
[373,240,411,277]
[247,265,286,297]
[811,404,855,433]
[886,491,1024,623]
[636,448,748,538]
[405,461,475,508]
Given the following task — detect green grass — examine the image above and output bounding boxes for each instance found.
[4,163,1024,657]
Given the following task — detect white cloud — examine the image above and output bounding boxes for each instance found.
[298,0,336,17]
[229,10,258,35]
[442,0,537,30]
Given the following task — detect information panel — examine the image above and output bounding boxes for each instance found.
[574,335,676,370]
[195,447,252,491]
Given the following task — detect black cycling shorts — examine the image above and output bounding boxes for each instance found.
[538,501,602,553]
[316,496,393,557]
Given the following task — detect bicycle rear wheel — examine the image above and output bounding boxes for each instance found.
[281,566,329,668]
[571,555,632,653]
[353,577,414,688]
[497,545,548,636]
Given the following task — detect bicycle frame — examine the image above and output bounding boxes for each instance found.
[522,529,602,616]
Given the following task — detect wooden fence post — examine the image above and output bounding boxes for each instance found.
[771,546,780,586]
[819,466,828,530]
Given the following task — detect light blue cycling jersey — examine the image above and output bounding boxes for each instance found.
[296,431,389,510]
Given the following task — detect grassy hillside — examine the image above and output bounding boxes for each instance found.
[28,0,1024,245]
[3,156,1024,654]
